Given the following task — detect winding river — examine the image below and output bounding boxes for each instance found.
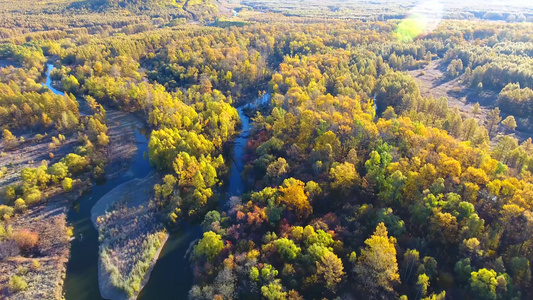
[43,64,253,299]
[139,104,252,299]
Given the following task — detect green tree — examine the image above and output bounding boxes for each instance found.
[194,231,224,260]
[508,257,531,288]
[486,108,502,136]
[274,238,301,260]
[501,115,517,131]
[470,268,497,300]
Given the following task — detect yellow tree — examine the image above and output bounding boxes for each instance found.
[2,129,17,149]
[316,250,345,292]
[277,178,312,219]
[355,222,400,294]
[330,162,360,192]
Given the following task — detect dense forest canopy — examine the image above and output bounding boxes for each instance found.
[1,0,533,300]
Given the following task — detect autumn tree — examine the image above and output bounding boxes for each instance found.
[2,129,18,149]
[194,231,224,261]
[277,178,312,219]
[355,222,400,294]
[501,115,517,131]
[316,251,345,292]
[330,162,360,193]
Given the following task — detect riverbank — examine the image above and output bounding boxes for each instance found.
[0,179,90,300]
[98,232,168,300]
[63,123,152,299]
[92,172,165,300]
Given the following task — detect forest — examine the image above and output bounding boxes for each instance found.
[1,0,533,300]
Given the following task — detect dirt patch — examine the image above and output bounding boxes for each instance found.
[103,109,146,179]
[409,60,533,142]
[0,132,79,194]
[0,182,90,300]
[90,172,157,225]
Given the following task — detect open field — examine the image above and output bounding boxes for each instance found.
[409,59,533,142]
[234,0,533,20]
[0,132,79,193]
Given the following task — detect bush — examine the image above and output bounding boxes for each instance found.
[2,129,18,150]
[62,177,73,192]
[24,188,42,206]
[0,205,14,220]
[14,199,26,212]
[9,275,28,292]
[0,166,7,179]
[34,133,44,142]
[12,230,38,252]
[62,153,89,174]
[32,259,40,270]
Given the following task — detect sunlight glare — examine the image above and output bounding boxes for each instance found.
[395,0,444,42]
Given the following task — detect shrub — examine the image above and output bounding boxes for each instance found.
[0,224,5,239]
[9,275,27,292]
[32,259,40,270]
[14,199,26,213]
[3,185,16,203]
[34,133,44,142]
[0,166,7,179]
[62,177,73,192]
[12,230,38,252]
[66,226,73,238]
[0,205,14,220]
[24,188,42,206]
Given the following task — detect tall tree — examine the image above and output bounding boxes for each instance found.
[355,222,400,295]
[486,108,502,137]
[316,251,345,292]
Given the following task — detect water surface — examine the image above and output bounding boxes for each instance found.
[44,65,151,299]
[47,63,257,299]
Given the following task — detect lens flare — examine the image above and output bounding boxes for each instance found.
[395,0,444,42]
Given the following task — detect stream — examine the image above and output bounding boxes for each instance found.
[138,104,252,299]
[43,64,254,299]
